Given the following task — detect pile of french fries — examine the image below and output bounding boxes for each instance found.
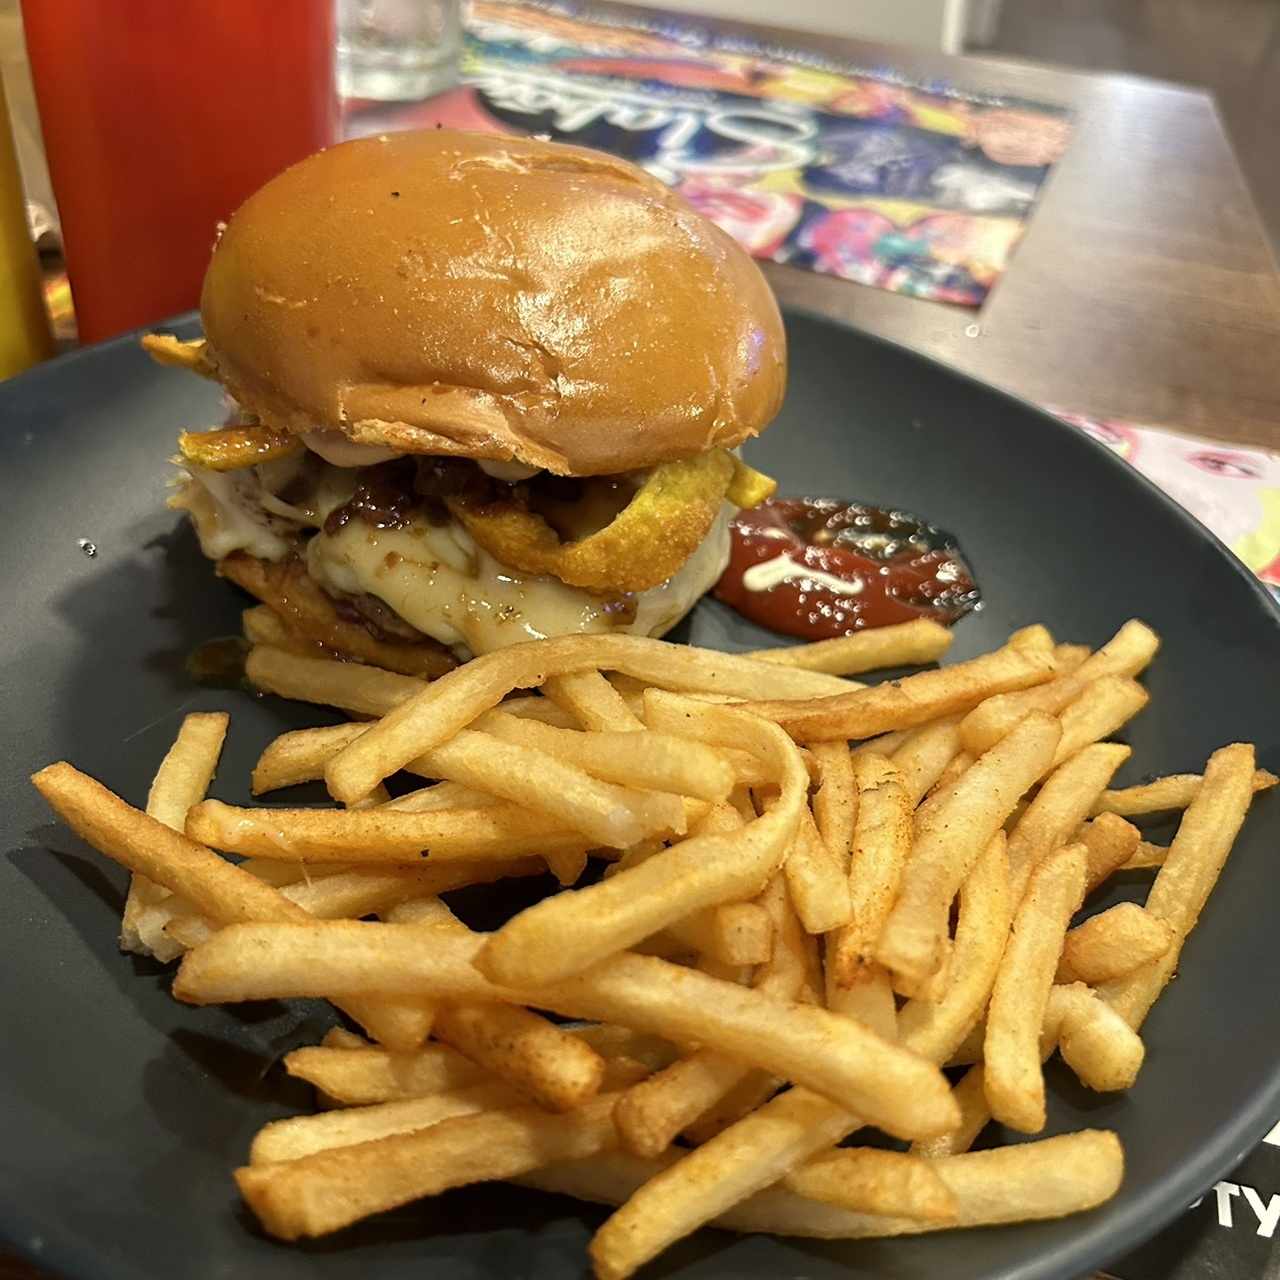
[31,614,1274,1278]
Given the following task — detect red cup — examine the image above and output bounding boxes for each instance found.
[22,0,337,343]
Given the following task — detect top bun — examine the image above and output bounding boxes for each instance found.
[201,130,786,476]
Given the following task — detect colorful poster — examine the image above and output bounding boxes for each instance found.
[1054,411,1280,595]
[343,0,1073,306]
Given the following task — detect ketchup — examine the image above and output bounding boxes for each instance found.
[715,498,980,641]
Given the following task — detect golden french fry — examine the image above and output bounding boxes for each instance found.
[1122,841,1168,871]
[923,749,974,804]
[824,946,897,1042]
[1053,643,1091,672]
[809,741,856,872]
[890,716,963,806]
[783,1148,957,1222]
[250,1082,517,1164]
[1101,743,1257,1029]
[422,729,688,849]
[850,728,917,760]
[543,670,644,732]
[1051,676,1148,768]
[475,710,736,801]
[142,332,213,374]
[828,753,911,988]
[123,711,229,960]
[30,764,433,1050]
[530,1130,1123,1244]
[665,901,773,968]
[324,634,879,804]
[248,645,424,718]
[1056,903,1175,985]
[433,1002,606,1112]
[783,805,853,935]
[1049,984,1145,1091]
[237,1095,620,1241]
[747,619,952,675]
[1006,743,1131,904]
[876,713,1061,986]
[174,921,957,1138]
[613,876,806,1159]
[1091,767,1277,817]
[383,782,499,813]
[1078,813,1143,891]
[186,798,589,862]
[479,699,807,987]
[984,843,1087,1133]
[739,645,1056,743]
[237,857,354,886]
[1008,624,1054,653]
[959,620,1158,754]
[284,1041,490,1105]
[910,1065,992,1159]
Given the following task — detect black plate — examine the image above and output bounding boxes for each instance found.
[3,311,1278,1280]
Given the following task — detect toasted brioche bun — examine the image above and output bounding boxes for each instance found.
[201,129,786,477]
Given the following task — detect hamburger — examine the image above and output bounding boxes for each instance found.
[146,129,786,672]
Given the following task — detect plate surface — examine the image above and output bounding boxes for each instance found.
[2,312,1278,1280]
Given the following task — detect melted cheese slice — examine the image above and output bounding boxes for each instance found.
[178,462,729,656]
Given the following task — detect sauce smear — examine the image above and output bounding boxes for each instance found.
[715,497,980,640]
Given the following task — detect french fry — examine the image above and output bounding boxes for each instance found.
[824,944,897,1041]
[284,1041,490,1105]
[782,805,853,935]
[384,782,500,812]
[910,1065,992,1159]
[186,799,589,863]
[1053,643,1091,672]
[850,728,917,760]
[166,864,509,949]
[664,901,773,969]
[1056,903,1175,985]
[324,634,886,804]
[1006,743,1131,904]
[738,644,1056,743]
[237,857,353,886]
[478,700,807,987]
[1091,767,1277,818]
[122,711,229,960]
[432,1002,606,1112]
[247,644,424,718]
[1049,984,1146,1091]
[30,764,434,1050]
[1101,743,1257,1030]
[530,1130,1122,1245]
[747,618,951,675]
[827,754,911,988]
[475,710,736,801]
[613,875,807,1158]
[1050,676,1148,768]
[984,844,1087,1133]
[1079,813,1143,891]
[250,1082,517,1164]
[142,332,213,374]
[876,713,1061,986]
[923,749,974,804]
[1008,624,1054,653]
[783,1148,957,1221]
[420,729,688,849]
[891,716,963,806]
[237,1095,621,1240]
[543,670,644,732]
[173,922,959,1139]
[1122,841,1168,871]
[809,741,856,872]
[959,620,1158,754]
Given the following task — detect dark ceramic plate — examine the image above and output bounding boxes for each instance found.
[3,312,1278,1280]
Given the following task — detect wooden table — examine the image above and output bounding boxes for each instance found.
[610,0,1280,451]
[3,9,1277,1280]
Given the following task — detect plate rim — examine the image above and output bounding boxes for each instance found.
[3,305,1278,1280]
